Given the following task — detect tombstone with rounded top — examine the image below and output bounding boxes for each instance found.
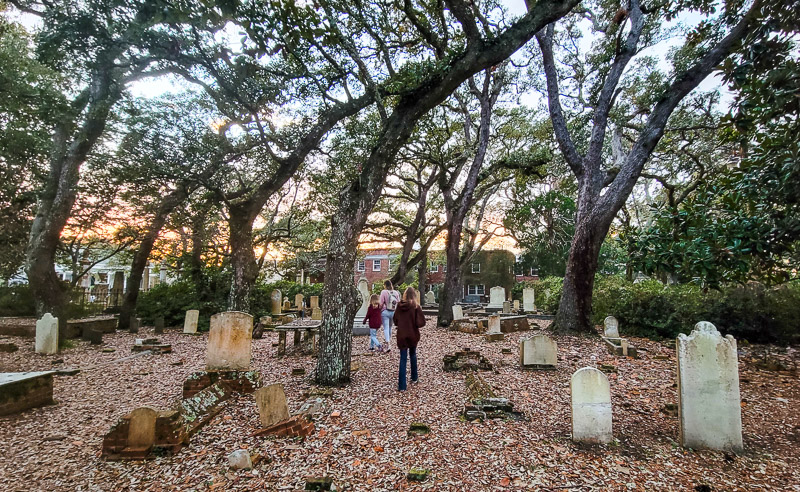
[425,291,436,305]
[310,296,320,309]
[294,293,304,308]
[183,309,199,334]
[452,305,464,321]
[487,286,505,309]
[677,321,743,452]
[35,313,59,355]
[206,311,253,371]
[254,383,290,427]
[520,334,557,368]
[603,316,619,338]
[271,290,282,314]
[127,406,158,449]
[571,367,612,444]
[523,288,535,312]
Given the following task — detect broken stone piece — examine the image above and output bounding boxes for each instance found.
[228,449,253,470]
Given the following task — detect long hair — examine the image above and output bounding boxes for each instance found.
[403,286,416,306]
[384,279,393,291]
[369,294,379,306]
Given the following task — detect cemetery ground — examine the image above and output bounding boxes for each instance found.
[1,320,799,491]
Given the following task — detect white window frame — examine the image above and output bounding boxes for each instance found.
[471,263,480,273]
[372,259,381,271]
[430,262,439,273]
[467,285,486,296]
[357,260,366,272]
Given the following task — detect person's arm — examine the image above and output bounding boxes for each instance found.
[415,306,426,329]
[379,291,388,310]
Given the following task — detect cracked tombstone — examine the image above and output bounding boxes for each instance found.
[254,383,290,427]
[206,312,253,371]
[571,367,612,444]
[677,321,743,452]
[603,316,619,338]
[183,310,199,334]
[35,313,59,355]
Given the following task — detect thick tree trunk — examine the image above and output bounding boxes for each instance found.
[417,251,427,299]
[437,220,464,326]
[228,208,258,312]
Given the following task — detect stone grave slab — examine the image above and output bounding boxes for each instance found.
[523,288,535,312]
[0,371,55,416]
[443,349,493,372]
[183,309,199,334]
[35,313,58,355]
[603,316,619,338]
[486,286,505,310]
[206,311,253,371]
[520,334,557,369]
[571,367,612,444]
[254,383,290,428]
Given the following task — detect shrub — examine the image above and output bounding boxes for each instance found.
[533,276,563,314]
[0,285,36,317]
[136,280,222,331]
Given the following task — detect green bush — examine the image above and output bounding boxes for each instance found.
[137,280,223,331]
[533,276,563,314]
[0,285,36,316]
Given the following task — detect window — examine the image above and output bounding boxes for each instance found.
[443,264,447,272]
[468,285,485,295]
[471,263,480,273]
[372,259,381,271]
[430,262,439,273]
[357,260,365,272]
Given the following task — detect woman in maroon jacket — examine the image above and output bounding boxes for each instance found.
[393,287,425,391]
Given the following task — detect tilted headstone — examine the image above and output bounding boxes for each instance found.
[425,291,436,305]
[127,407,158,449]
[603,316,619,338]
[310,296,319,309]
[154,317,164,335]
[355,278,370,319]
[502,301,511,314]
[183,309,199,334]
[206,311,253,371]
[571,367,612,444]
[254,383,290,427]
[487,315,501,334]
[523,288,535,312]
[487,286,505,308]
[294,293,304,308]
[677,322,743,452]
[271,290,282,314]
[452,305,464,321]
[520,334,557,368]
[35,313,59,355]
[129,316,140,334]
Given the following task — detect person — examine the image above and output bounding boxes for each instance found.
[363,294,383,351]
[379,280,400,352]
[393,287,425,391]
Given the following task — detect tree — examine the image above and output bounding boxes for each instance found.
[532,0,762,333]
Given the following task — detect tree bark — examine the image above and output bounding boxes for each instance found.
[438,218,464,326]
[417,251,427,298]
[228,205,259,312]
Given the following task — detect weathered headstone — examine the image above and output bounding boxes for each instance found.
[523,288,535,312]
[502,301,511,313]
[35,313,58,355]
[127,407,157,450]
[271,289,282,314]
[254,383,290,427]
[414,288,422,306]
[677,322,743,452]
[206,312,253,371]
[311,307,322,320]
[83,328,103,345]
[183,309,199,334]
[129,316,140,334]
[513,300,520,311]
[154,317,164,334]
[452,305,464,321]
[603,316,619,338]
[571,367,612,444]
[425,291,436,305]
[294,293,304,308]
[355,278,370,319]
[283,300,291,311]
[487,286,505,309]
[486,314,504,341]
[310,296,320,310]
[520,334,557,369]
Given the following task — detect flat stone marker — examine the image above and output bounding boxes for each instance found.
[271,289,282,314]
[254,383,290,427]
[310,296,319,309]
[206,311,253,371]
[677,322,743,452]
[154,317,164,334]
[0,371,55,416]
[487,286,505,309]
[452,305,464,321]
[35,313,58,355]
[425,291,435,305]
[571,367,612,444]
[183,309,199,334]
[520,334,557,368]
[294,293,304,308]
[127,407,157,450]
[603,316,619,338]
[523,288,535,312]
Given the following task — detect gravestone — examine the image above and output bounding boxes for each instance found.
[425,291,436,305]
[271,290,282,314]
[311,308,322,320]
[502,301,511,314]
[513,300,520,311]
[677,322,743,452]
[310,296,320,309]
[254,383,290,427]
[571,367,612,444]
[206,312,253,371]
[183,310,199,334]
[283,300,291,311]
[414,288,422,305]
[129,316,140,334]
[486,314,504,341]
[83,328,103,345]
[523,288,535,312]
[0,371,55,416]
[603,316,619,338]
[110,271,125,306]
[520,334,557,369]
[355,278,370,319]
[452,305,464,321]
[154,317,164,335]
[486,286,505,309]
[35,313,58,355]
[127,407,157,450]
[294,293,304,308]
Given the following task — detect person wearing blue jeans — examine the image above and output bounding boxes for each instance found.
[379,280,400,352]
[393,287,425,391]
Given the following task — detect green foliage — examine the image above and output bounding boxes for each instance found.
[136,280,219,331]
[0,285,36,317]
[532,277,564,314]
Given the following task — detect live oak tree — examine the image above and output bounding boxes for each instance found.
[532,0,763,333]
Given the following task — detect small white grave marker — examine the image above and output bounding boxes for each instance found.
[571,367,612,444]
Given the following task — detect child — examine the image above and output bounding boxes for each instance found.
[364,294,383,351]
